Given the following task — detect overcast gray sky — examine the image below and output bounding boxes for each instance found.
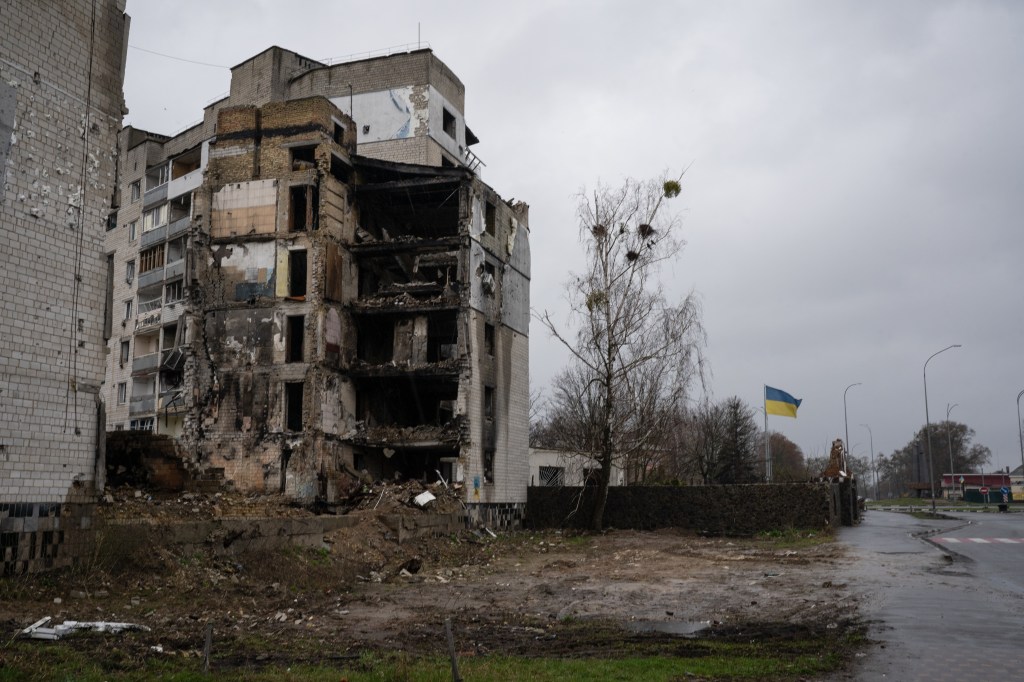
[122,0,1024,473]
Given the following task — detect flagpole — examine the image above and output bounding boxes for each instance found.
[764,385,770,483]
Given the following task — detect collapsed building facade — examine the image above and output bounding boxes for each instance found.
[102,48,530,516]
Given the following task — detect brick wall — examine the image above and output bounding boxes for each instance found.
[1,0,129,573]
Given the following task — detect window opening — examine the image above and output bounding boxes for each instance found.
[290,145,316,171]
[142,204,168,232]
[117,382,128,405]
[484,385,495,419]
[130,417,154,432]
[285,382,304,432]
[123,299,133,320]
[125,260,135,283]
[286,315,305,363]
[333,122,344,145]
[484,323,495,356]
[166,237,185,264]
[139,246,164,273]
[128,220,137,241]
[146,164,168,190]
[120,340,130,366]
[485,200,496,236]
[164,280,183,304]
[539,466,564,487]
[288,250,307,297]
[289,185,318,231]
[483,449,495,484]
[130,181,141,202]
[442,107,457,139]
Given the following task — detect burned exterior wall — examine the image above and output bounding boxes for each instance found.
[348,160,530,508]
[463,190,530,506]
[183,97,358,502]
[1,0,130,573]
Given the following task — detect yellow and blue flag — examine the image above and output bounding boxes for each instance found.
[765,386,801,418]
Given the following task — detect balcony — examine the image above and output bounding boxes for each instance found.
[138,296,162,314]
[137,268,164,289]
[140,224,166,248]
[167,215,190,239]
[132,352,160,375]
[164,258,185,281]
[129,395,156,415]
[167,167,202,200]
[143,183,168,209]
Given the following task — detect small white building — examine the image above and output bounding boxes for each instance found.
[528,448,626,487]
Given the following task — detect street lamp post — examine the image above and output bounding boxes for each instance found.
[844,383,861,473]
[946,403,958,501]
[1016,389,1024,490]
[924,344,961,513]
[861,423,877,500]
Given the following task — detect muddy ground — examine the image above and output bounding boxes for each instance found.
[0,487,863,672]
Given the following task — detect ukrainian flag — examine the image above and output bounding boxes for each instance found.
[765,386,801,418]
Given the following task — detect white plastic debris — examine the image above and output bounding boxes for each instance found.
[20,616,150,640]
[413,491,436,507]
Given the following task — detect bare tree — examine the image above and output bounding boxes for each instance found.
[540,173,706,529]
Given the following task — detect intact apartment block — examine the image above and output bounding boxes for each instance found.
[102,48,530,514]
[1,0,130,573]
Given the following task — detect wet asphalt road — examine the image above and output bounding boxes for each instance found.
[835,510,1024,681]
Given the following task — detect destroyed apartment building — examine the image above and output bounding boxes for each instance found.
[101,47,530,518]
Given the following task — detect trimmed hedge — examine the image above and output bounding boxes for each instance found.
[527,482,857,534]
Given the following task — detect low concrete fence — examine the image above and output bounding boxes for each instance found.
[527,482,858,534]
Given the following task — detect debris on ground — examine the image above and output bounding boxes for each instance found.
[20,617,151,641]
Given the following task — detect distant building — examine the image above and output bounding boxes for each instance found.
[101,48,530,519]
[529,448,625,487]
[1,0,130,573]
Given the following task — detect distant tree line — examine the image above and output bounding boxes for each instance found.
[532,393,993,501]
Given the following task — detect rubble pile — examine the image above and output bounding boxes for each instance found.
[98,485,312,521]
[346,479,466,515]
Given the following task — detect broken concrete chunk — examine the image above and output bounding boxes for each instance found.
[413,491,436,507]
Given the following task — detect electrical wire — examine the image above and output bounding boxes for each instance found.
[128,44,227,69]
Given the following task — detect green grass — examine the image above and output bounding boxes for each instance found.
[0,647,850,681]
[754,528,831,549]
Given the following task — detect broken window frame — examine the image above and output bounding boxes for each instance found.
[116,382,128,405]
[119,340,130,366]
[164,280,183,304]
[139,246,164,274]
[125,260,135,284]
[129,180,141,202]
[129,417,154,432]
[128,220,137,242]
[123,299,133,321]
[146,164,168,191]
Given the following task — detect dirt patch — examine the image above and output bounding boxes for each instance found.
[1,489,862,674]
